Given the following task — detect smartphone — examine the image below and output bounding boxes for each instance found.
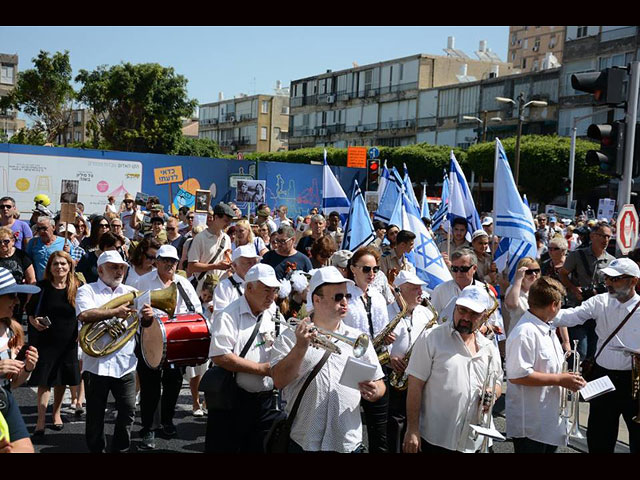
[15,343,30,361]
[39,316,52,327]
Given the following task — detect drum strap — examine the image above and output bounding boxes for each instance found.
[175,281,196,313]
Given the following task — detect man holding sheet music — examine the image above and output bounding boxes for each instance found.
[552,258,640,453]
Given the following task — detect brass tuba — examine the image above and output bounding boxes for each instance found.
[79,283,177,358]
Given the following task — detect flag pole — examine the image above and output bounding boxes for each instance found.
[491,138,500,262]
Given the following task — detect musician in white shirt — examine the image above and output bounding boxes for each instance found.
[75,251,139,453]
[212,244,261,321]
[271,267,385,452]
[403,285,503,453]
[506,276,586,453]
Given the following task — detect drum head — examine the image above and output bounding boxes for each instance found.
[141,317,166,369]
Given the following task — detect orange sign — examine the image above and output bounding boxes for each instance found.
[154,166,184,185]
[347,147,367,168]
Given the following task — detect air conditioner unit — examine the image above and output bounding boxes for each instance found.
[326,95,335,104]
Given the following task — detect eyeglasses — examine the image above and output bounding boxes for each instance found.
[124,200,133,204]
[111,224,122,228]
[157,257,178,264]
[355,265,380,274]
[0,205,12,210]
[145,254,156,261]
[594,233,612,240]
[606,275,633,282]
[548,247,562,251]
[36,226,49,232]
[0,239,11,246]
[317,292,352,302]
[451,265,474,273]
[273,238,292,245]
[525,268,541,276]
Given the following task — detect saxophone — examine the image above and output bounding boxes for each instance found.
[389,296,439,390]
[373,288,407,365]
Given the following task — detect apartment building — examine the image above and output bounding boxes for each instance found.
[199,84,290,153]
[508,26,565,73]
[54,108,91,145]
[0,53,26,140]
[289,39,514,150]
[558,26,639,137]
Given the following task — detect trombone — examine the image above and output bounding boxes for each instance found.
[560,340,585,439]
[273,310,369,358]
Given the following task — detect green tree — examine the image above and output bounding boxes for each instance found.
[75,63,198,154]
[0,50,75,145]
[7,128,47,146]
[172,137,224,158]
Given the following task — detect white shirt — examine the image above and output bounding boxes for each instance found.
[187,228,231,291]
[504,284,529,337]
[386,302,435,358]
[431,279,470,314]
[554,292,640,371]
[212,273,244,322]
[343,283,390,339]
[120,208,136,240]
[209,295,277,392]
[75,279,139,378]
[506,310,567,447]
[406,319,503,452]
[270,321,384,452]
[124,266,155,287]
[131,270,203,316]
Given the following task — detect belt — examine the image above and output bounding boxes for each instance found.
[594,363,631,381]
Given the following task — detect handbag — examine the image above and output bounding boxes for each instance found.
[580,299,640,381]
[264,350,331,453]
[190,235,228,291]
[199,313,263,410]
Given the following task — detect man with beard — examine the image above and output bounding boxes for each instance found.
[552,258,640,453]
[402,285,503,453]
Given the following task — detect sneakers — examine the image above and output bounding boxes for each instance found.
[192,408,205,417]
[161,424,177,438]
[139,431,156,450]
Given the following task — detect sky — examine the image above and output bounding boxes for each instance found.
[0,26,509,116]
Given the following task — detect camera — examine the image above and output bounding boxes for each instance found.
[581,282,607,300]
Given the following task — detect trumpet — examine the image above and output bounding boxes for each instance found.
[374,288,407,365]
[471,354,500,453]
[389,295,439,390]
[273,311,369,358]
[560,340,585,439]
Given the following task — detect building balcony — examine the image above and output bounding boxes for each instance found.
[379,119,416,130]
[600,26,638,43]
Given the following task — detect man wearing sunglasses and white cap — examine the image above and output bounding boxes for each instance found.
[271,266,385,452]
[403,284,503,453]
[206,263,282,453]
[552,257,640,453]
[75,250,139,453]
[212,244,261,321]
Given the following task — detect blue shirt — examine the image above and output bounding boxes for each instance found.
[25,236,75,281]
[1,387,30,443]
[9,220,32,250]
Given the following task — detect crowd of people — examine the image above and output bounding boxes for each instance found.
[0,190,638,454]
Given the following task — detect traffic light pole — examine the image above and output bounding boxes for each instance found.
[618,61,640,208]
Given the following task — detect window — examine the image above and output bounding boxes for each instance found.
[511,33,517,46]
[533,60,539,71]
[533,38,540,51]
[522,57,527,69]
[549,36,557,49]
[260,127,267,141]
[511,51,516,61]
[261,101,269,114]
[0,64,14,84]
[281,106,289,115]
[399,64,404,81]
[523,39,529,49]
[577,26,588,38]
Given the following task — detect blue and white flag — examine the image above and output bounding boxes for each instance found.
[448,151,482,240]
[403,163,421,211]
[341,179,375,251]
[398,192,452,288]
[374,167,403,224]
[523,194,530,208]
[431,171,449,232]
[322,149,350,226]
[420,183,431,221]
[492,139,537,282]
[377,159,390,201]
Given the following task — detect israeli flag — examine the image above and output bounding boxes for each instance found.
[322,149,350,226]
[402,163,421,211]
[374,167,403,224]
[492,139,537,282]
[399,192,453,288]
[377,160,390,201]
[341,179,375,251]
[448,151,482,241]
[420,183,431,221]
[431,170,449,232]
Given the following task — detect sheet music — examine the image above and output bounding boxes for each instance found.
[339,356,377,390]
[133,290,151,314]
[579,375,616,401]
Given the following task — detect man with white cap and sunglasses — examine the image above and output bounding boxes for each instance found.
[403,284,503,453]
[75,251,139,453]
[206,263,283,453]
[132,244,202,450]
[552,257,640,453]
[386,270,436,452]
[212,244,261,321]
[270,267,385,452]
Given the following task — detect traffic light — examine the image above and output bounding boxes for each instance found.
[562,177,571,194]
[367,158,380,191]
[571,68,627,105]
[585,121,625,177]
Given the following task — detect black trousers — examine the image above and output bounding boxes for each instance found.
[205,388,284,453]
[420,438,463,454]
[361,369,390,453]
[512,437,558,454]
[83,371,136,453]
[587,364,640,453]
[387,383,407,453]
[136,357,184,433]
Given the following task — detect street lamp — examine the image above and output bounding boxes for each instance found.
[496,93,548,186]
[462,112,503,143]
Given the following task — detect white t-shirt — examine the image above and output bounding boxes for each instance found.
[120,208,136,240]
[504,285,529,336]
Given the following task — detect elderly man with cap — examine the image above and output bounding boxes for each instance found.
[481,216,499,255]
[131,245,202,450]
[205,263,283,453]
[75,251,140,453]
[386,270,437,452]
[187,203,234,294]
[270,266,385,452]
[403,284,503,453]
[58,223,86,264]
[120,193,137,240]
[256,205,277,235]
[212,244,262,319]
[552,257,640,453]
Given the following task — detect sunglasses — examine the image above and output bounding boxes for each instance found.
[525,268,541,275]
[1,239,11,245]
[451,265,473,273]
[187,217,194,220]
[355,265,380,274]
[318,292,352,302]
[0,205,12,210]
[99,224,110,229]
[145,254,156,261]
[166,227,177,231]
[548,247,562,251]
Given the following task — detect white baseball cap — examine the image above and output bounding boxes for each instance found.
[393,270,426,287]
[232,244,261,262]
[330,250,354,269]
[455,285,490,313]
[58,224,76,235]
[156,244,180,261]
[97,250,128,267]
[600,258,640,278]
[481,217,493,226]
[244,264,281,288]
[306,267,354,312]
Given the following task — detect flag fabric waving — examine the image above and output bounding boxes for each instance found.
[322,149,350,226]
[402,163,421,211]
[448,151,482,241]
[374,167,403,224]
[377,160,390,201]
[420,183,431,221]
[431,170,449,232]
[341,179,375,251]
